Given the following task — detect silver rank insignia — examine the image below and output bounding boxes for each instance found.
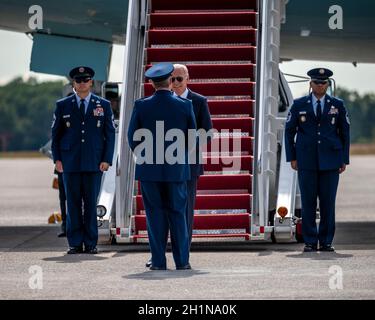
[97,120,101,128]
[66,121,71,128]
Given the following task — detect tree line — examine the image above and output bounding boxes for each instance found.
[0,78,374,151]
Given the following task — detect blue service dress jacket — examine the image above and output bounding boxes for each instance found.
[127,90,197,182]
[285,94,350,170]
[51,93,115,172]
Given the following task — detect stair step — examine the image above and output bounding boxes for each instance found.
[207,136,253,155]
[146,63,255,80]
[149,11,257,28]
[146,46,256,63]
[135,193,251,212]
[131,233,250,240]
[133,213,250,233]
[144,81,255,97]
[208,100,254,116]
[203,155,253,172]
[198,174,252,192]
[136,174,251,196]
[151,0,257,11]
[148,28,256,45]
[212,117,253,134]
[195,194,252,210]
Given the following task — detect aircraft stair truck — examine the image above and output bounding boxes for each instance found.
[97,0,303,244]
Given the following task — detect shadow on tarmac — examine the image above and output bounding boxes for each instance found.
[123,269,210,281]
[1,222,374,254]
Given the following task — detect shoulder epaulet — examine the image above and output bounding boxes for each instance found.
[56,95,73,104]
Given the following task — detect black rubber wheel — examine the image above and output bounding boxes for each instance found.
[110,235,117,245]
[271,230,277,243]
[295,225,304,243]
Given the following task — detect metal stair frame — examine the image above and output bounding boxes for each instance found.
[252,0,283,239]
[114,0,148,243]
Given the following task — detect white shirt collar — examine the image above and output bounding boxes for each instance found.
[173,88,189,99]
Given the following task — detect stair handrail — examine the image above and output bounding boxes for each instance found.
[115,0,148,238]
[252,0,282,237]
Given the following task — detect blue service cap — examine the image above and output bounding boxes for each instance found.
[69,66,95,79]
[307,68,333,80]
[145,62,174,82]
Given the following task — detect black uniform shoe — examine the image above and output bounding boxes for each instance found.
[67,247,83,254]
[145,259,152,268]
[319,245,335,252]
[150,266,166,271]
[57,232,66,238]
[176,263,192,270]
[303,244,317,252]
[84,247,98,254]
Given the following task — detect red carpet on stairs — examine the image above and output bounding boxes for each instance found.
[133,0,258,241]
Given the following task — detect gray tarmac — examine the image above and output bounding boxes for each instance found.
[0,156,374,300]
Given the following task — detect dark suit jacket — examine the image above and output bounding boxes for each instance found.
[187,89,213,177]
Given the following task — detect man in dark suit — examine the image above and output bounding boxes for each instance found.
[51,66,115,254]
[127,62,197,270]
[171,64,213,249]
[285,68,350,253]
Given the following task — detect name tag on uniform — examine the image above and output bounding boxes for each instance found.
[93,106,104,117]
[63,114,71,119]
[299,111,307,114]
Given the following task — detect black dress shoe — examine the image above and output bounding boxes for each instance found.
[57,232,66,238]
[84,247,98,254]
[67,247,83,254]
[303,244,317,252]
[319,245,335,252]
[176,263,192,270]
[145,259,152,268]
[150,266,166,271]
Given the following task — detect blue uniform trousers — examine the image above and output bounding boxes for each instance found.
[141,181,189,269]
[298,169,339,246]
[63,172,102,249]
[186,177,198,250]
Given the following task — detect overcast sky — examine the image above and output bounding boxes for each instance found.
[1,29,375,98]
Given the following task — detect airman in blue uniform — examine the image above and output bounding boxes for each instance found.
[285,68,350,252]
[127,62,197,270]
[51,66,115,254]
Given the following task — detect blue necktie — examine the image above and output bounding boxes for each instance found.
[80,99,85,118]
[316,100,322,122]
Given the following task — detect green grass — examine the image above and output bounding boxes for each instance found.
[1,143,374,159]
[350,144,375,155]
[0,151,44,158]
